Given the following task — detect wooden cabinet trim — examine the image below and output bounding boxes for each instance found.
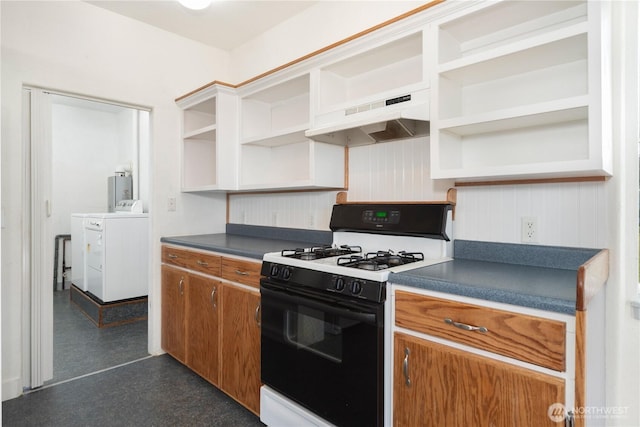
[162,245,222,276]
[576,249,609,311]
[221,256,261,289]
[395,291,566,371]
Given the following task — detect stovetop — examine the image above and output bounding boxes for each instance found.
[260,202,454,303]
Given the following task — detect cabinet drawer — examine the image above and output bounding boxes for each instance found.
[395,291,566,371]
[221,257,261,289]
[162,246,221,276]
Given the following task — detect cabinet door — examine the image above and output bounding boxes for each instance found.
[394,333,565,427]
[187,274,220,386]
[161,265,187,363]
[220,284,261,415]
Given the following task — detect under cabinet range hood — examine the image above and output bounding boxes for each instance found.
[305,89,430,146]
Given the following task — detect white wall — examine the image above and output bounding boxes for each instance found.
[51,98,144,286]
[1,0,230,400]
[230,1,426,82]
[52,100,135,217]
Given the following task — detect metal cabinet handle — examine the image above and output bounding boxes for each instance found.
[178,277,184,296]
[210,286,217,309]
[565,411,575,427]
[254,303,261,327]
[402,347,411,387]
[197,260,208,266]
[444,318,488,333]
[167,254,178,259]
[235,270,249,276]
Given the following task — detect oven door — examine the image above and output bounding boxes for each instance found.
[260,279,384,427]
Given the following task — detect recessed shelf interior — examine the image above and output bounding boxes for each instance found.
[438,118,589,172]
[438,53,588,120]
[241,142,311,186]
[183,97,216,135]
[241,74,310,144]
[183,139,217,188]
[318,31,423,112]
[438,1,587,63]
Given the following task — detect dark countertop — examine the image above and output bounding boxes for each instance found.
[161,229,606,315]
[160,224,332,260]
[390,259,578,314]
[390,240,603,315]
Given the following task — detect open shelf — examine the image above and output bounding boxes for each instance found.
[238,141,345,191]
[241,74,310,146]
[177,84,239,191]
[316,31,424,115]
[430,0,610,182]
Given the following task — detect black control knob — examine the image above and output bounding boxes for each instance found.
[350,280,362,295]
[281,267,292,281]
[335,277,345,291]
[270,264,280,277]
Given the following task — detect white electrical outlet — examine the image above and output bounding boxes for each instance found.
[521,217,538,243]
[168,197,176,212]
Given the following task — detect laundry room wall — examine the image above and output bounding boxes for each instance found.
[51,97,140,287]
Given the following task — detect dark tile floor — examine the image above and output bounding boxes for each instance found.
[2,355,264,426]
[3,289,264,426]
[48,288,149,385]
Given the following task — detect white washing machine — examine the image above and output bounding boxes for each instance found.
[83,212,149,303]
[73,200,149,303]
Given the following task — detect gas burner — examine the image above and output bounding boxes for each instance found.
[282,245,362,261]
[337,250,424,271]
[365,250,425,266]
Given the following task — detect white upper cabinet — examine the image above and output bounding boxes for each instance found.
[238,73,345,191]
[430,0,612,181]
[306,27,431,146]
[177,84,239,191]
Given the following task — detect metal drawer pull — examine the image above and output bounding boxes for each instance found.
[197,260,208,266]
[254,303,261,327]
[402,347,411,387]
[210,286,217,309]
[235,270,249,276]
[444,318,488,333]
[178,277,184,296]
[167,254,178,259]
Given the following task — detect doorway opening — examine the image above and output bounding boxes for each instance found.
[24,87,152,388]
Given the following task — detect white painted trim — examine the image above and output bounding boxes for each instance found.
[28,88,54,387]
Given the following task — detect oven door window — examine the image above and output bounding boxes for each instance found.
[285,306,356,363]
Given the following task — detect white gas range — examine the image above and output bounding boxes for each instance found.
[259,202,453,427]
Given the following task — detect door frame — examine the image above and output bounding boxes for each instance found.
[22,86,152,389]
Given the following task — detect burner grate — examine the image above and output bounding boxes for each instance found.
[337,250,424,270]
[281,245,362,260]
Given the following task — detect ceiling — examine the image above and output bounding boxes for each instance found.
[87,0,318,51]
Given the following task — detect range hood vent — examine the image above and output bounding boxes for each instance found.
[305,92,430,146]
[361,119,429,142]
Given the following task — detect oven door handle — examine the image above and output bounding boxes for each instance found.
[261,285,378,325]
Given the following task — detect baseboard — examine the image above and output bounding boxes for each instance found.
[2,375,23,401]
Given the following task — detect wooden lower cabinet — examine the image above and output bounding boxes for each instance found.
[186,274,221,386]
[393,332,565,427]
[161,248,261,416]
[220,284,261,415]
[161,265,187,364]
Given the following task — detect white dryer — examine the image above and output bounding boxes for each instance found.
[83,212,149,303]
[73,200,148,303]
